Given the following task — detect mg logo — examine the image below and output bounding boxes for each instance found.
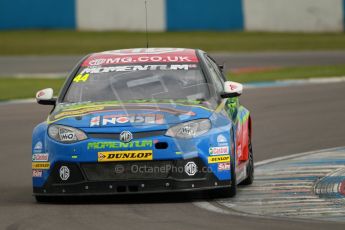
[185,162,197,176]
[59,166,70,181]
[114,164,125,174]
[119,131,133,143]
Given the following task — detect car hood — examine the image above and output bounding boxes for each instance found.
[48,101,214,128]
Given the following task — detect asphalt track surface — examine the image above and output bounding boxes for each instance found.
[0,82,345,230]
[217,147,345,221]
[1,51,345,75]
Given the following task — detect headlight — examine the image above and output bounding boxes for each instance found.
[165,119,211,139]
[48,125,87,143]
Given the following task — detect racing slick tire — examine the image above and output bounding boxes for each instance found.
[239,135,254,185]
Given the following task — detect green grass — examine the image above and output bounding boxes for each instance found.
[1,65,345,101]
[229,65,345,83]
[0,30,345,55]
[0,78,64,101]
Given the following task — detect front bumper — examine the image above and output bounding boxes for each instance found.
[33,158,231,196]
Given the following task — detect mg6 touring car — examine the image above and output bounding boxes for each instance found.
[32,48,253,202]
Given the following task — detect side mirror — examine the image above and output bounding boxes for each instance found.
[221,81,243,98]
[36,88,56,105]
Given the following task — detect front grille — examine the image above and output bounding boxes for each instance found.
[88,130,166,140]
[81,161,173,181]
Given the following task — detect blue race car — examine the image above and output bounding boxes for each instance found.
[32,48,253,201]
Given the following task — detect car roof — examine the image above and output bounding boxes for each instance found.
[82,48,200,67]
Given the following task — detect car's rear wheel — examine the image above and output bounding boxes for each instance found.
[239,135,254,185]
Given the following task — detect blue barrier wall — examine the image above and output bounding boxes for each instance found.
[166,0,244,31]
[0,0,343,32]
[0,0,75,30]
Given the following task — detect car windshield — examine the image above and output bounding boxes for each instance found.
[63,63,210,103]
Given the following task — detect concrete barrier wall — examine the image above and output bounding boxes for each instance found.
[76,0,165,31]
[0,0,344,32]
[243,0,344,32]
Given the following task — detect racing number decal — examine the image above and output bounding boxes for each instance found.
[73,74,89,83]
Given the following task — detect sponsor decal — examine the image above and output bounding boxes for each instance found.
[87,56,194,66]
[90,116,100,127]
[119,131,133,143]
[103,115,127,125]
[217,134,227,143]
[217,134,228,146]
[87,140,153,150]
[37,91,45,98]
[33,141,43,153]
[116,116,130,124]
[209,146,229,156]
[218,162,231,171]
[185,162,198,176]
[80,64,198,75]
[32,169,43,178]
[32,162,50,170]
[82,48,199,66]
[102,114,165,126]
[98,150,153,162]
[229,83,238,91]
[208,155,231,164]
[179,126,195,136]
[59,131,76,142]
[32,153,49,162]
[59,166,70,181]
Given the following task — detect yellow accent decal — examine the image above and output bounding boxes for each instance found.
[47,106,105,123]
[215,100,226,113]
[53,106,104,119]
[63,102,212,112]
[98,150,153,162]
[32,162,50,169]
[208,155,230,164]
